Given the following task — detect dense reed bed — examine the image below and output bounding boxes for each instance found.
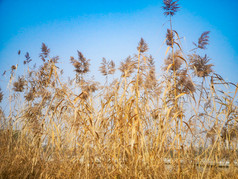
[0,0,238,178]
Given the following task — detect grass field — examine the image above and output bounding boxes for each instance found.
[0,0,238,178]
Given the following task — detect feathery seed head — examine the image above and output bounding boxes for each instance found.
[137,38,148,53]
[0,88,3,103]
[198,31,210,49]
[24,52,32,65]
[13,76,26,92]
[189,54,213,77]
[164,50,183,71]
[119,56,136,77]
[99,58,116,76]
[70,51,90,76]
[166,29,174,46]
[39,43,50,62]
[162,0,180,16]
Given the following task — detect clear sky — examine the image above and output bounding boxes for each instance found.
[0,0,238,86]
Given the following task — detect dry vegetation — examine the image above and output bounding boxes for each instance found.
[1,0,238,178]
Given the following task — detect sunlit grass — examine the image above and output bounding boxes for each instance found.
[0,1,238,178]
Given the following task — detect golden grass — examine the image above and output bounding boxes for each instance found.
[1,1,238,178]
[0,47,237,178]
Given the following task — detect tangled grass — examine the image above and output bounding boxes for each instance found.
[1,1,238,178]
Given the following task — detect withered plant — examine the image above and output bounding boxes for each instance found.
[0,1,238,178]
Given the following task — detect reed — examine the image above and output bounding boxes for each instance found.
[0,0,238,178]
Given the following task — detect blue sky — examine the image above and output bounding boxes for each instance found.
[0,0,238,86]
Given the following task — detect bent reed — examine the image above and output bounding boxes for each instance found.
[1,0,238,178]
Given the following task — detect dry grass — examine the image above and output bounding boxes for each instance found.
[1,1,238,178]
